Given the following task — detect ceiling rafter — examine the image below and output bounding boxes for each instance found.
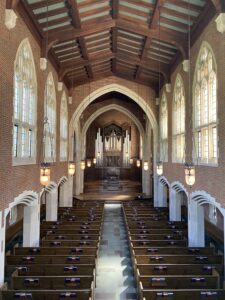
[135,0,167,80]
[210,0,225,12]
[14,0,218,89]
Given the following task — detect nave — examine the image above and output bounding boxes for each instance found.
[1,197,224,300]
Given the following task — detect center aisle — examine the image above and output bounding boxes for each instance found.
[95,203,137,300]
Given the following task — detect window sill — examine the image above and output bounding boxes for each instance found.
[13,157,36,166]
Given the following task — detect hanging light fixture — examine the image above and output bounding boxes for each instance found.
[87,159,92,167]
[93,157,97,164]
[80,160,85,170]
[155,7,164,178]
[184,0,196,188]
[184,163,195,187]
[143,161,149,171]
[40,0,52,187]
[68,161,75,176]
[129,158,133,165]
[156,161,163,176]
[136,159,141,168]
[40,162,51,186]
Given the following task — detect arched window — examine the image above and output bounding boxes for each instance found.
[44,73,56,162]
[160,92,168,161]
[13,39,37,165]
[172,75,185,162]
[60,91,68,161]
[193,43,217,164]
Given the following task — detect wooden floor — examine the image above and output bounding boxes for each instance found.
[78,180,142,201]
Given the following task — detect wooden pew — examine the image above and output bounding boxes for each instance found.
[41,240,99,248]
[11,274,93,290]
[129,234,185,241]
[136,264,222,276]
[141,289,225,300]
[7,264,95,277]
[44,234,100,241]
[6,255,96,265]
[14,247,97,256]
[139,274,219,290]
[131,240,187,247]
[132,247,215,255]
[1,290,93,300]
[135,255,223,265]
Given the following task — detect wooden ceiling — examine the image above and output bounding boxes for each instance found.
[9,0,224,91]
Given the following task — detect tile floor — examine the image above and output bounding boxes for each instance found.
[95,203,137,300]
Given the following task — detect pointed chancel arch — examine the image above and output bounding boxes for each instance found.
[75,103,149,196]
[69,83,158,199]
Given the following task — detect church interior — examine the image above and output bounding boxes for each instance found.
[0,0,225,299]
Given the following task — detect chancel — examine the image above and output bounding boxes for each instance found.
[0,1,225,300]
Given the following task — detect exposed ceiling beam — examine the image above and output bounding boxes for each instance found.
[112,0,119,19]
[48,19,116,44]
[65,0,81,28]
[210,0,225,12]
[6,0,19,9]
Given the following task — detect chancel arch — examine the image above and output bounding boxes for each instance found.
[73,103,148,196]
[70,83,158,198]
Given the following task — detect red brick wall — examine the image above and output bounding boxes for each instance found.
[0,1,67,212]
[161,15,225,206]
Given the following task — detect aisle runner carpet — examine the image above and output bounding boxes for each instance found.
[95,203,137,300]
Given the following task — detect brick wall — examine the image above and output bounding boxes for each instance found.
[161,15,225,206]
[0,1,67,212]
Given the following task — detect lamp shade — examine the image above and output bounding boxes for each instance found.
[156,161,163,176]
[80,160,85,170]
[40,163,50,186]
[93,158,97,164]
[129,158,133,165]
[184,163,195,187]
[68,161,75,176]
[143,161,149,171]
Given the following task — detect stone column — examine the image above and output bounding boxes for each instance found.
[59,181,69,207]
[188,199,205,247]
[46,189,58,222]
[169,189,181,221]
[23,203,40,247]
[142,122,152,197]
[157,181,167,207]
[0,210,6,287]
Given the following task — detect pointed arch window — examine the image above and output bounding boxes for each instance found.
[193,43,217,165]
[160,92,168,162]
[60,91,68,161]
[172,75,185,163]
[44,73,56,162]
[13,39,37,165]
